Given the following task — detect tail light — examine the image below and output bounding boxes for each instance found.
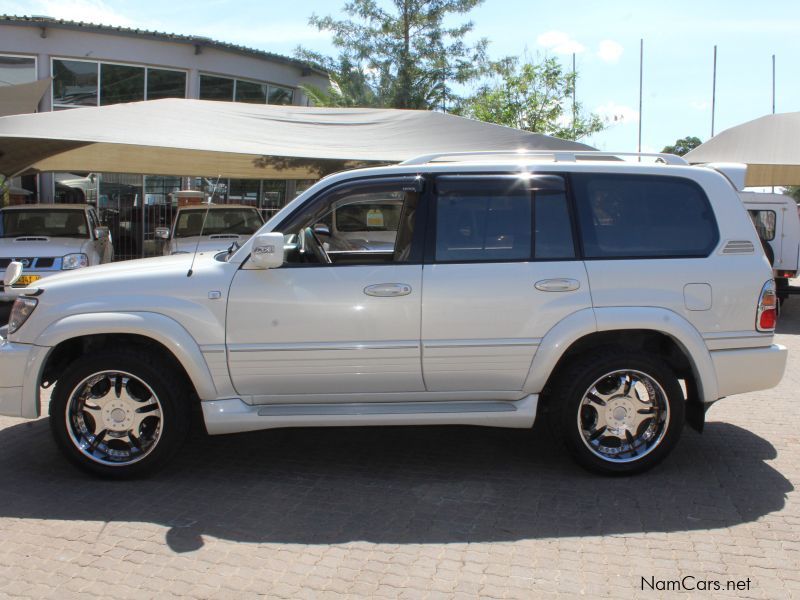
[756,280,777,332]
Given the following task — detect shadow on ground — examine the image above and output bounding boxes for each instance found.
[0,417,791,552]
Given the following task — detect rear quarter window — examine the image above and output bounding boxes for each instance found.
[572,173,719,258]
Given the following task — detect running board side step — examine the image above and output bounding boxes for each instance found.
[201,395,539,435]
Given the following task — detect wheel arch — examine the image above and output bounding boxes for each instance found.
[36,312,218,403]
[524,307,718,404]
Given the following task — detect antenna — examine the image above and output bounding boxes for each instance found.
[187,174,222,277]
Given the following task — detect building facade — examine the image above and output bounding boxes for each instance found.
[0,15,329,256]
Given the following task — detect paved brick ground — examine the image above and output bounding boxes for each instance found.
[1,302,799,598]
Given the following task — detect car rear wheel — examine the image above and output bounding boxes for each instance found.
[548,348,685,475]
[49,349,190,478]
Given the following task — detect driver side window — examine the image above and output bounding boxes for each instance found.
[283,181,422,266]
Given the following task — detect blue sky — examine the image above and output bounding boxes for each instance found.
[2,0,799,152]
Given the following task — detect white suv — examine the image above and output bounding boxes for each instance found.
[0,152,787,477]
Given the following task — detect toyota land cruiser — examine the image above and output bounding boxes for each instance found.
[0,151,787,477]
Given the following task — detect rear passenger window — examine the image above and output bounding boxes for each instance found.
[572,174,718,258]
[434,176,575,262]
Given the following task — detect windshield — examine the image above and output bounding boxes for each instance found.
[174,208,263,238]
[0,209,89,238]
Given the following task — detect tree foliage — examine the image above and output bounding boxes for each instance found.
[454,57,605,141]
[300,0,487,110]
[783,186,800,203]
[661,136,702,156]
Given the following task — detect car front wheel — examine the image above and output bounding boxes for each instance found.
[49,349,190,478]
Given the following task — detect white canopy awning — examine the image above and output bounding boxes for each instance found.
[0,99,594,179]
[0,78,51,118]
[685,112,800,186]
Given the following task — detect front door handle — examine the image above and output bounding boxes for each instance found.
[535,278,580,292]
[364,283,412,297]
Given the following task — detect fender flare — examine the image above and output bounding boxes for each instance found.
[34,311,219,401]
[523,307,719,403]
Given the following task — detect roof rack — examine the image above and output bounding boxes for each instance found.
[399,150,689,166]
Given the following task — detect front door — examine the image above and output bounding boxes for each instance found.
[421,174,592,392]
[226,177,427,400]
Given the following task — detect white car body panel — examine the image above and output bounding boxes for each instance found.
[227,264,424,398]
[421,261,592,391]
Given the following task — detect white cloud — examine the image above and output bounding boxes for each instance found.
[596,40,623,63]
[595,101,639,124]
[690,100,710,111]
[15,0,134,27]
[188,23,330,46]
[536,31,585,55]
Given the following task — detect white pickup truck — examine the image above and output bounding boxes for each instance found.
[0,204,112,304]
[741,192,800,304]
[156,204,264,255]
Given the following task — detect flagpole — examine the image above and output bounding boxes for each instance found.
[638,39,643,157]
[711,45,717,137]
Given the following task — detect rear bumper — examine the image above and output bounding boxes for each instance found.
[711,344,787,398]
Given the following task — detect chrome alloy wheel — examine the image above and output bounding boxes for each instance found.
[577,369,670,463]
[65,370,164,466]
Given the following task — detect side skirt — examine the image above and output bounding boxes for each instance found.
[201,395,539,435]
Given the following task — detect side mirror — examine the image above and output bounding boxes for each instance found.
[155,227,170,240]
[3,261,23,287]
[94,226,110,240]
[250,232,285,269]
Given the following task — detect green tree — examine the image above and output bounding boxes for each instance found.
[296,51,379,108]
[302,0,487,110]
[661,136,702,156]
[783,186,800,203]
[454,56,604,141]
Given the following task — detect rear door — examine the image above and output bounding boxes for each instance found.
[420,174,592,392]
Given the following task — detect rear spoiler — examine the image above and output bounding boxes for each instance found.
[699,163,747,191]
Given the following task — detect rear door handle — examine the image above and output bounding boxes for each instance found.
[535,278,580,292]
[364,283,413,297]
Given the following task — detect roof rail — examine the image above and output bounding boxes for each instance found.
[399,150,689,166]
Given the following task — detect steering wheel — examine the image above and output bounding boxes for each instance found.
[300,226,332,264]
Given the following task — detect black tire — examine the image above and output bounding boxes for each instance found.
[49,349,191,478]
[547,348,685,475]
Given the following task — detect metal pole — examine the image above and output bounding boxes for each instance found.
[572,52,577,140]
[637,39,643,156]
[772,54,776,114]
[711,45,717,137]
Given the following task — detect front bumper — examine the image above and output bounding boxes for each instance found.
[711,344,788,398]
[0,331,43,419]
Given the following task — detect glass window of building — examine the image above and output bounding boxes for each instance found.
[100,63,145,105]
[229,179,260,205]
[268,85,293,105]
[146,68,186,100]
[53,59,98,107]
[0,55,36,86]
[235,80,267,104]
[199,75,234,101]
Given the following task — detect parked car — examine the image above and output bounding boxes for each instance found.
[0,204,112,304]
[0,152,787,478]
[156,204,264,255]
[741,191,800,305]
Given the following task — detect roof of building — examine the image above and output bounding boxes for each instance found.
[0,14,328,77]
